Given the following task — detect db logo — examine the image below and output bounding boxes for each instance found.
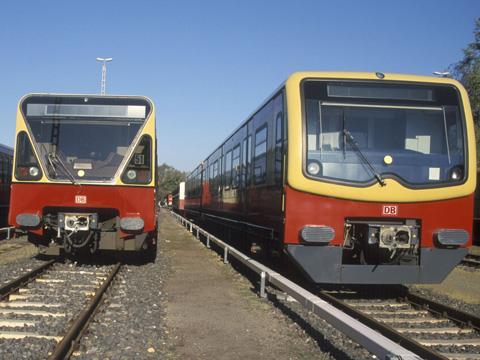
[75,195,87,204]
[382,205,398,216]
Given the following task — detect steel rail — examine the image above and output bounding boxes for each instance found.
[318,290,448,360]
[404,291,480,331]
[170,211,420,360]
[0,226,15,240]
[461,254,480,267]
[48,262,122,360]
[0,260,56,301]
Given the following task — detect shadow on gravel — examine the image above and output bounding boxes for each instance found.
[34,250,155,267]
[268,293,356,360]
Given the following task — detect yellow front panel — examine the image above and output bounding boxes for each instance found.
[285,72,476,203]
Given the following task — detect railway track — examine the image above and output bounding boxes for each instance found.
[173,211,480,359]
[461,254,480,268]
[0,259,120,359]
[319,288,480,360]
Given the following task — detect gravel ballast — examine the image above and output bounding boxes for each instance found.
[0,261,115,359]
[76,252,168,359]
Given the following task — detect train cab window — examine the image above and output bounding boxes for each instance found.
[254,126,268,184]
[304,80,467,186]
[121,136,152,184]
[232,145,240,188]
[15,131,43,181]
[224,150,232,189]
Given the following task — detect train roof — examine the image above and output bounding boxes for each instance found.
[0,143,13,156]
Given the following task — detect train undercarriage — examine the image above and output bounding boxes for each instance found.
[25,208,157,260]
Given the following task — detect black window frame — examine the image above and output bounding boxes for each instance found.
[253,125,268,185]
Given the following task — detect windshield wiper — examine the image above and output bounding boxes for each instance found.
[342,129,386,187]
[46,154,59,178]
[47,153,80,186]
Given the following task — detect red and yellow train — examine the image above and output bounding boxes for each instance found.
[0,144,13,228]
[183,72,476,284]
[9,94,157,259]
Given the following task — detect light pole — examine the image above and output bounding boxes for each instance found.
[433,71,451,78]
[96,57,113,95]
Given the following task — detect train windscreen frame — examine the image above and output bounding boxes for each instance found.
[302,80,466,188]
[20,95,151,182]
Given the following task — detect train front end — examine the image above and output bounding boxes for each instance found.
[284,72,476,284]
[9,94,157,258]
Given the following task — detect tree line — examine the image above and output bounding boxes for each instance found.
[451,18,480,163]
[156,163,186,200]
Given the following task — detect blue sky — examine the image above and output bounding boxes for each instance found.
[0,0,478,171]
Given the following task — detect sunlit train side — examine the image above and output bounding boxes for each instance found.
[0,144,13,228]
[474,169,480,246]
[185,72,476,284]
[9,94,157,259]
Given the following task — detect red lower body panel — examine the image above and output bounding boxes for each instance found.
[9,183,156,236]
[283,185,472,284]
[284,185,473,247]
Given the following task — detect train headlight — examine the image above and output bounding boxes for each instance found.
[126,169,137,180]
[307,161,321,176]
[449,166,463,181]
[29,167,39,177]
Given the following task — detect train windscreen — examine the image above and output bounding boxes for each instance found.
[303,81,466,187]
[21,96,151,182]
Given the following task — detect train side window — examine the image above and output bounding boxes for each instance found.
[276,113,283,142]
[7,158,12,182]
[232,145,240,188]
[254,126,267,184]
[15,131,43,181]
[224,150,232,189]
[0,155,4,184]
[209,162,214,193]
[246,135,252,185]
[213,160,219,195]
[195,171,201,196]
[241,138,247,188]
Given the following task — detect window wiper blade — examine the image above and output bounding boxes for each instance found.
[46,154,59,178]
[343,129,386,187]
[48,153,80,186]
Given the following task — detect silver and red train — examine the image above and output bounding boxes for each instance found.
[9,94,158,259]
[172,182,185,212]
[182,72,476,284]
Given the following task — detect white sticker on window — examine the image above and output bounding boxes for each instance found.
[429,167,440,180]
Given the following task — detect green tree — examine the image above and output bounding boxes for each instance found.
[157,163,186,200]
[451,18,480,162]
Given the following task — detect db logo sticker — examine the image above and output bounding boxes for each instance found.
[75,195,87,204]
[382,205,398,216]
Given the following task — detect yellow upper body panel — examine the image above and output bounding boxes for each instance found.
[285,72,476,202]
[13,94,156,187]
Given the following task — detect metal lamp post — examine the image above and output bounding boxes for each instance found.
[96,57,113,95]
